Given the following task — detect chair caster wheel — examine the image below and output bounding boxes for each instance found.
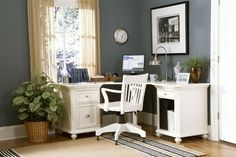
[115,140,118,145]
[142,138,146,143]
[97,136,99,141]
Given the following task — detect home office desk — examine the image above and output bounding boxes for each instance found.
[57,81,209,143]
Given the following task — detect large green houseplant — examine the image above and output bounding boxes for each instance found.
[12,72,64,142]
[184,57,208,83]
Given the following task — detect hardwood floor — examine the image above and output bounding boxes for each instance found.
[0,124,236,157]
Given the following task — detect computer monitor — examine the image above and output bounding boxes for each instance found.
[122,55,145,74]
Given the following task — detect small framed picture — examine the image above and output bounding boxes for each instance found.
[176,73,190,84]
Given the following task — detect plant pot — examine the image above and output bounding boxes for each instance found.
[189,67,202,83]
[25,121,48,143]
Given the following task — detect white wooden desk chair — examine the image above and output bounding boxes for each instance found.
[96,73,148,145]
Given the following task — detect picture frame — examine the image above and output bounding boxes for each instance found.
[151,2,189,55]
[176,73,190,84]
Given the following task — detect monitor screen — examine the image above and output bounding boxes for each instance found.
[122,55,144,73]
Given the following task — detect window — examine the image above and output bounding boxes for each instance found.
[27,0,99,83]
[54,6,80,83]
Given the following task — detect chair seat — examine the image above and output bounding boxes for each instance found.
[98,101,142,113]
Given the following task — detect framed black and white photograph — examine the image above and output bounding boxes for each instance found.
[176,73,190,84]
[151,2,189,55]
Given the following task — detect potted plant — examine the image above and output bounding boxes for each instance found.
[184,57,208,83]
[12,72,64,143]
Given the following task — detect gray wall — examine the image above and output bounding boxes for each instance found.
[138,0,211,81]
[100,0,211,82]
[0,0,30,127]
[0,0,211,127]
[99,0,140,75]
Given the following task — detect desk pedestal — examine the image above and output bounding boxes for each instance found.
[154,83,209,144]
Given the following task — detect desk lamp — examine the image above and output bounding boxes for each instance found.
[149,46,168,81]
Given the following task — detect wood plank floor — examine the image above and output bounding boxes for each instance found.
[0,124,236,157]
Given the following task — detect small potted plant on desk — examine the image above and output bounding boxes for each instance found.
[184,57,208,83]
[12,72,64,143]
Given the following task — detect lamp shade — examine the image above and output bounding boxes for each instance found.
[149,54,160,65]
[149,46,168,81]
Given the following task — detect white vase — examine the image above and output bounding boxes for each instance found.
[174,62,183,78]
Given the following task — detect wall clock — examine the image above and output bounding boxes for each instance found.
[113,28,128,44]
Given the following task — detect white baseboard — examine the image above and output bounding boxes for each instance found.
[0,124,55,141]
[0,124,27,141]
[1,115,211,141]
[207,125,216,141]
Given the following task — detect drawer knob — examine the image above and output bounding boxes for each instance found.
[86,95,89,98]
[164,93,167,95]
[85,114,90,118]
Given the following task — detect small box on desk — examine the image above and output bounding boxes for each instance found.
[91,76,121,82]
[91,76,109,82]
[109,76,122,82]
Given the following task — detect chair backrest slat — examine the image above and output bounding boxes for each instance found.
[120,74,148,113]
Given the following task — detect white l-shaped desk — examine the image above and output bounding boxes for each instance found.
[57,81,209,143]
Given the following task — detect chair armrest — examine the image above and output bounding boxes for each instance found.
[101,88,122,112]
[101,88,122,94]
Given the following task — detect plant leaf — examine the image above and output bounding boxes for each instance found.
[15,86,25,94]
[42,92,50,99]
[25,91,33,96]
[45,107,52,114]
[40,75,48,82]
[49,99,56,106]
[49,105,58,112]
[29,102,41,112]
[18,113,29,120]
[13,96,25,106]
[22,81,30,86]
[47,113,58,123]
[26,84,34,91]
[18,108,28,113]
[23,98,29,105]
[33,96,41,103]
[36,110,45,116]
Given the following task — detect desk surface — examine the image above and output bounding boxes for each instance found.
[59,81,210,89]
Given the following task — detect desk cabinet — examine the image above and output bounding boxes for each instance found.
[57,83,101,139]
[154,83,209,144]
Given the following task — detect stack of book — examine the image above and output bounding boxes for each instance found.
[71,68,89,83]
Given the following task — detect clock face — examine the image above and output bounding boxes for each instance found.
[114,28,128,44]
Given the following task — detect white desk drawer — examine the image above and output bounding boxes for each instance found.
[75,91,98,103]
[158,90,175,99]
[76,105,98,129]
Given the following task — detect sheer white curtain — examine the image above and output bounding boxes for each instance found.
[27,0,57,81]
[79,0,100,76]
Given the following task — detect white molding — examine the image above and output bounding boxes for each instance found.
[1,113,209,141]
[0,125,27,141]
[0,124,55,141]
[210,0,220,141]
